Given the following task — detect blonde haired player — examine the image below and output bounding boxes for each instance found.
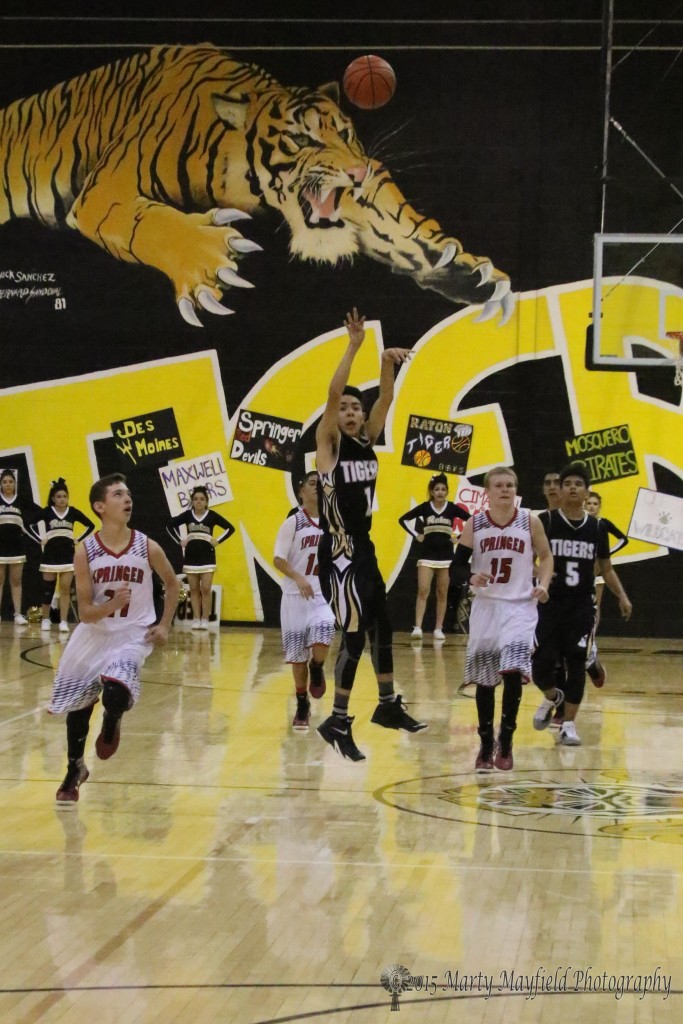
[454,467,553,771]
[49,473,179,804]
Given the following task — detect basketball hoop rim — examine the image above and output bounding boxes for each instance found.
[668,333,683,386]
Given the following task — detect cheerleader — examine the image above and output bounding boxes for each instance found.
[167,486,235,629]
[29,478,95,634]
[398,473,471,640]
[0,469,29,624]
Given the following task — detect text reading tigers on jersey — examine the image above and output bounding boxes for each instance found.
[339,460,378,484]
[549,539,596,559]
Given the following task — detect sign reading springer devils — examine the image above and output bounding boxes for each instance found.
[401,413,473,475]
[112,408,184,468]
[231,408,302,470]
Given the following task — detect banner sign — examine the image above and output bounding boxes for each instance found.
[627,488,683,551]
[564,424,638,483]
[231,408,302,470]
[455,482,522,519]
[112,407,183,469]
[159,452,232,516]
[401,414,473,475]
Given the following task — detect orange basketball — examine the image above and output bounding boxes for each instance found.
[343,55,396,110]
[414,450,431,468]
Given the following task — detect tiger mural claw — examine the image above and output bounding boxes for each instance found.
[418,241,515,326]
[0,44,514,328]
[171,208,261,325]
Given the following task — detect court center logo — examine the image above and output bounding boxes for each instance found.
[375,770,683,842]
[380,964,412,1010]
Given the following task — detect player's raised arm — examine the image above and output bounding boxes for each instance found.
[316,308,365,472]
[365,344,412,444]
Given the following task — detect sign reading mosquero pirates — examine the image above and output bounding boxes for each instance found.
[564,423,638,483]
[230,408,302,471]
[401,413,473,475]
[111,408,184,469]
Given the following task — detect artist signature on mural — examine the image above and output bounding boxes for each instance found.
[0,269,64,305]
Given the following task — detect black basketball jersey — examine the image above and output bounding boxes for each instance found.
[540,509,610,604]
[318,432,378,547]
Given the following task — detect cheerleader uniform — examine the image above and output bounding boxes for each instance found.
[398,500,471,568]
[0,492,28,565]
[167,508,235,572]
[30,506,95,572]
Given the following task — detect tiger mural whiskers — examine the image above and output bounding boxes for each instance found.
[0,44,514,327]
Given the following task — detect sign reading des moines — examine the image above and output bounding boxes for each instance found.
[401,414,473,476]
[112,408,184,468]
[564,424,638,483]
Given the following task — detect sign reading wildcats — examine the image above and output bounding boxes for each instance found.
[111,407,183,469]
[564,423,638,483]
[628,488,683,551]
[401,414,473,475]
[231,408,302,471]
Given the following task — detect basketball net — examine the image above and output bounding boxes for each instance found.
[665,332,683,386]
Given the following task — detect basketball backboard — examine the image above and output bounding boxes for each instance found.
[588,233,683,370]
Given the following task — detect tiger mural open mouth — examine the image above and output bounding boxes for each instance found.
[299,184,346,227]
[0,44,514,329]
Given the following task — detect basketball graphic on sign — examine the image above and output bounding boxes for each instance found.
[413,450,431,467]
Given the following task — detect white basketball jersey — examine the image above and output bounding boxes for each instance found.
[471,508,535,601]
[274,509,324,597]
[83,529,155,631]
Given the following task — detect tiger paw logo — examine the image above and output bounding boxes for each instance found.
[380,964,412,1011]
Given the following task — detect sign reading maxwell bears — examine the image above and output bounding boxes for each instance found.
[564,423,638,483]
[231,408,302,470]
[112,408,184,468]
[401,414,473,475]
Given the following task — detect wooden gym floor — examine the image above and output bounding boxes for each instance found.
[0,622,681,1024]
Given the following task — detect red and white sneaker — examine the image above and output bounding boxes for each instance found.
[95,715,121,760]
[56,760,89,805]
[587,660,606,688]
[293,695,311,731]
[494,745,514,771]
[475,747,495,773]
[308,661,326,700]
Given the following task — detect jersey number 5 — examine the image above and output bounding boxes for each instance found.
[565,560,579,587]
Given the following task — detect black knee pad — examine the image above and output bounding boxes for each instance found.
[101,679,131,716]
[334,632,365,691]
[563,654,587,705]
[531,648,559,692]
[368,610,393,676]
[42,578,56,605]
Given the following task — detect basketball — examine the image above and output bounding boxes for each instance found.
[414,450,431,468]
[343,55,396,110]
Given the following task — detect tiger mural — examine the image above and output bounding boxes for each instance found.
[0,44,513,327]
